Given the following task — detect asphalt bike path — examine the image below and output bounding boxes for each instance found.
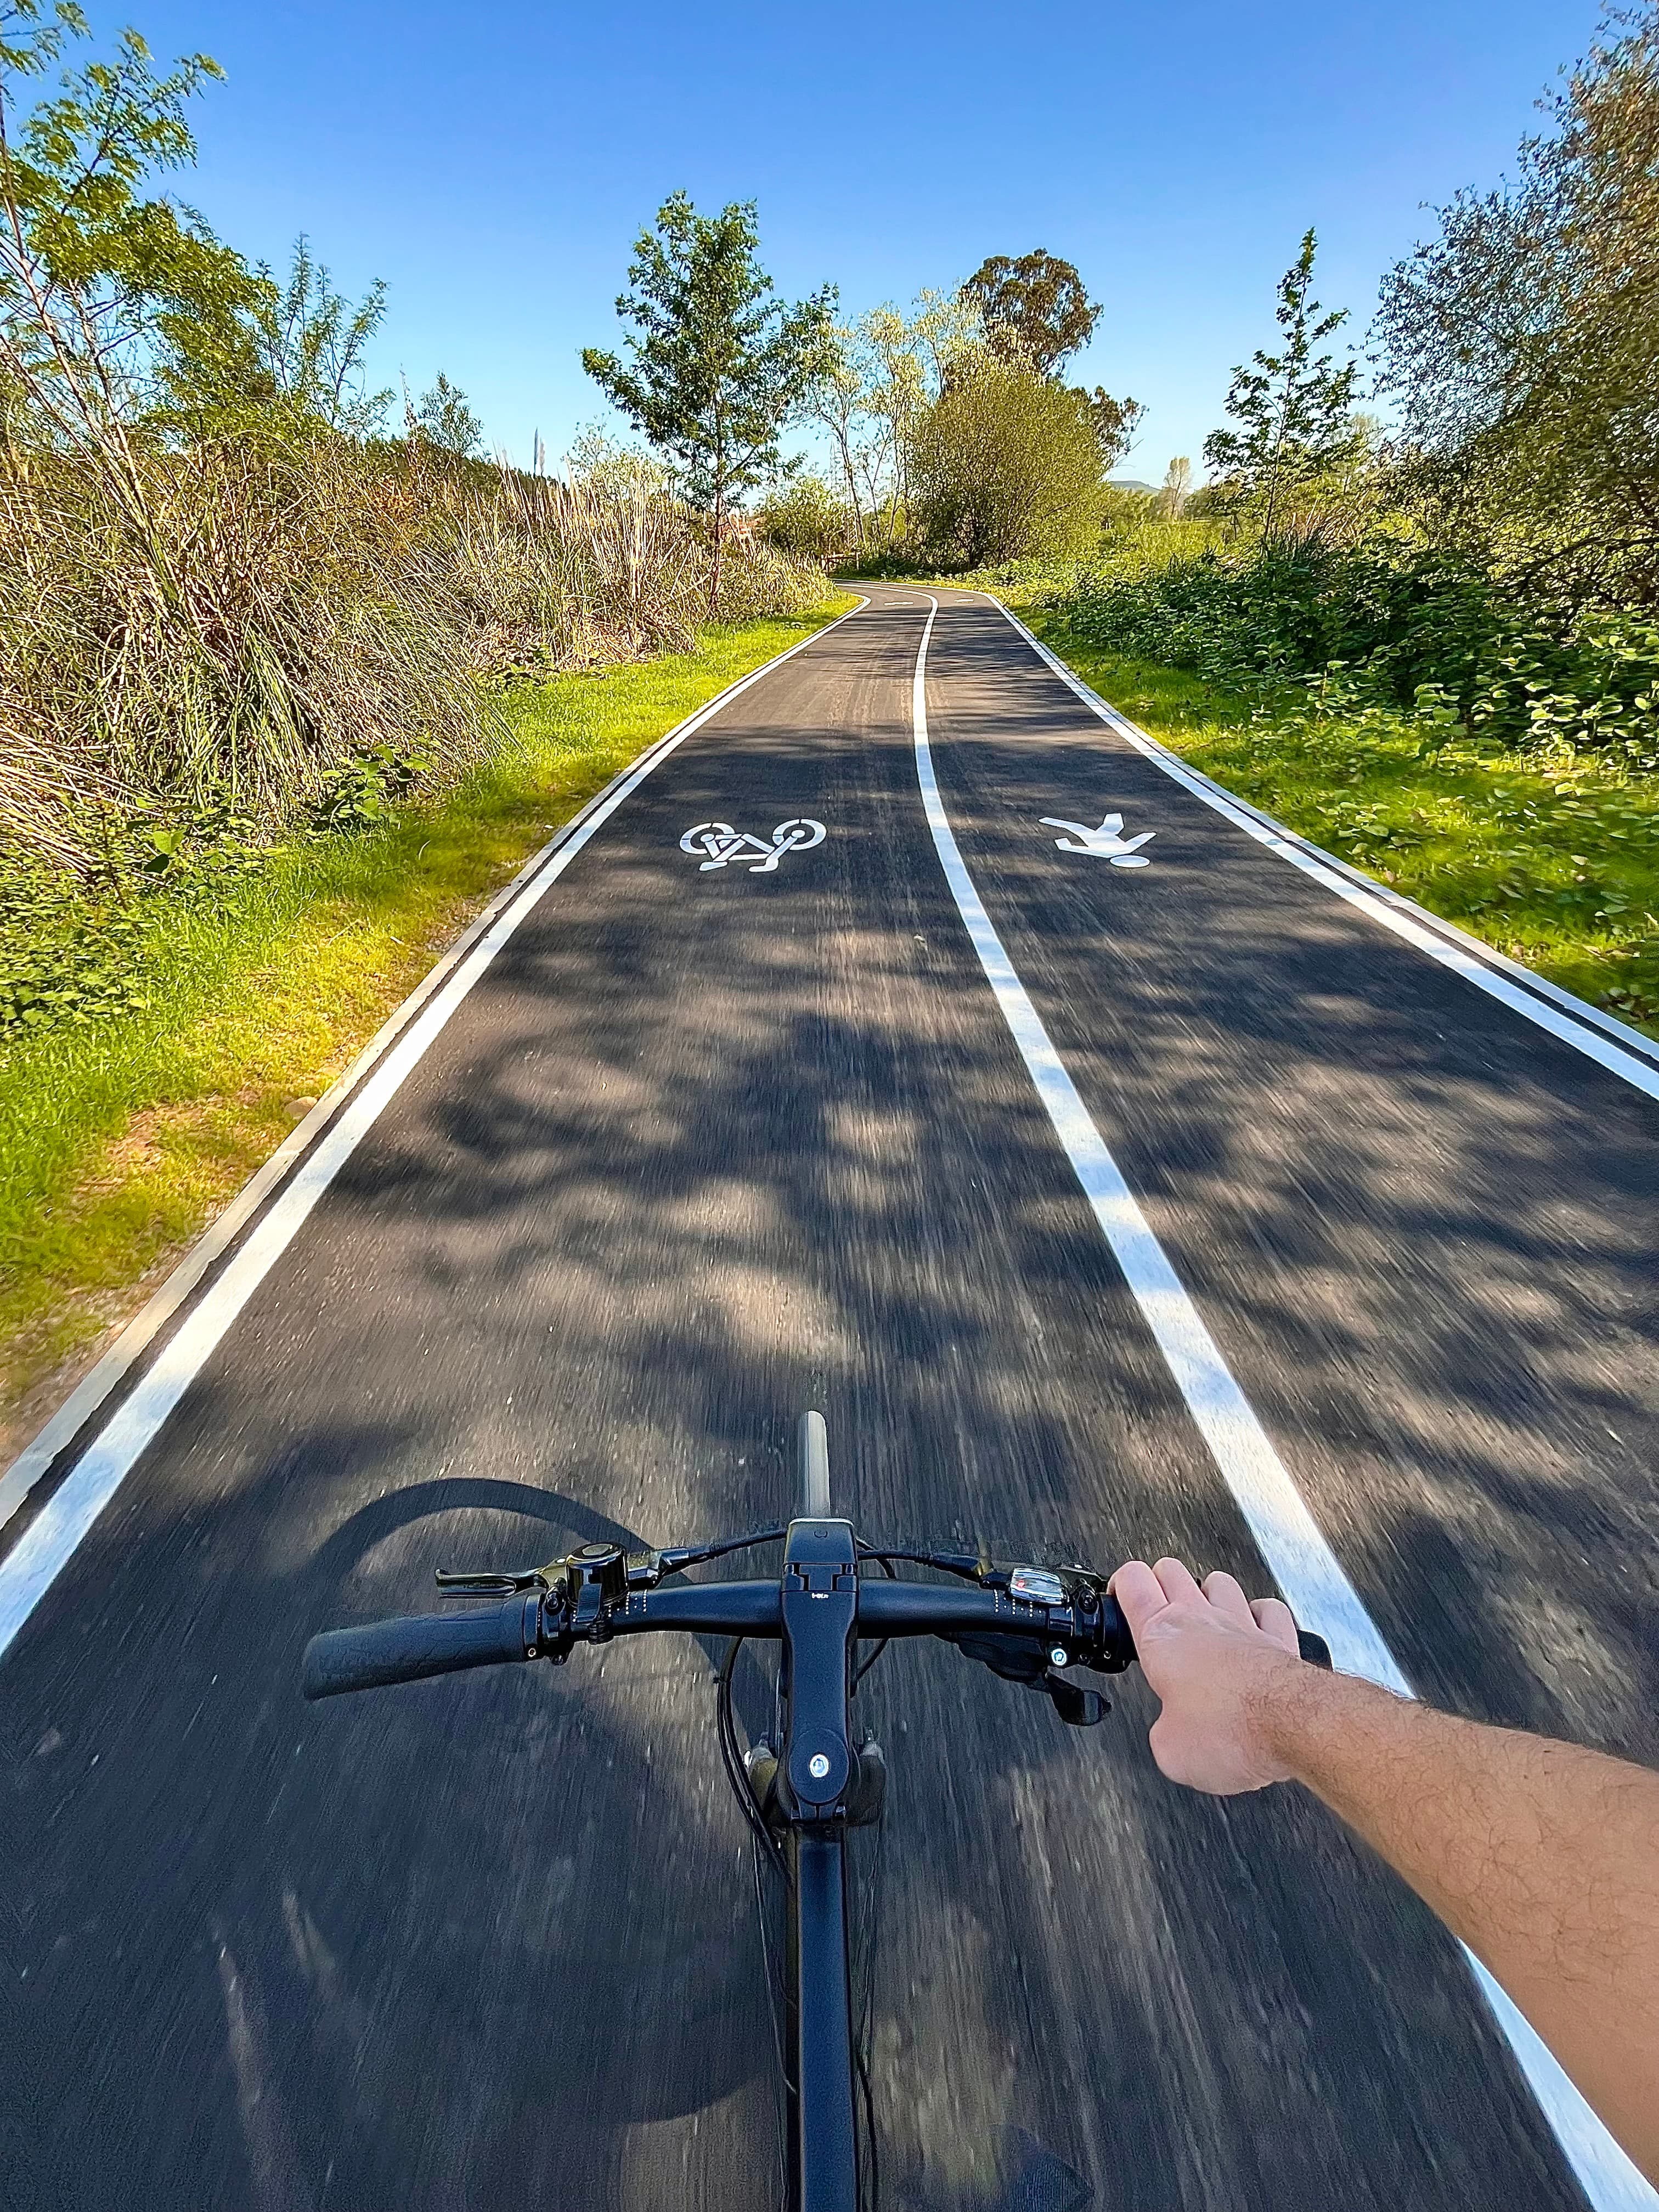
[0,591,1644,2208]
[916,587,1659,1753]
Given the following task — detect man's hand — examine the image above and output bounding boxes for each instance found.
[1108,1556,1306,1794]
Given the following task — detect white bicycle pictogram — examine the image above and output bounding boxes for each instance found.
[680,818,827,873]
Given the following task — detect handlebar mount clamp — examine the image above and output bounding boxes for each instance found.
[561,1544,628,1642]
[780,1516,859,1822]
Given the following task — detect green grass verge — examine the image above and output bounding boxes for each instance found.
[0,600,854,1442]
[1004,595,1659,1040]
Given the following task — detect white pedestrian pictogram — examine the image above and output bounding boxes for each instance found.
[680,818,827,873]
[1040,811,1155,866]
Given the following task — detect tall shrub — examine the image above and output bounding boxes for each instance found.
[907,349,1107,569]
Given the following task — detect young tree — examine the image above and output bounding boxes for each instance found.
[582,192,833,606]
[1086,386,1144,470]
[0,3,259,499]
[0,10,392,464]
[416,369,481,456]
[909,286,984,387]
[801,320,871,541]
[859,303,931,533]
[246,236,389,436]
[1160,455,1193,517]
[150,235,390,445]
[1204,229,1360,537]
[960,250,1100,377]
[834,292,984,543]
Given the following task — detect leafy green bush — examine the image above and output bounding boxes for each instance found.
[908,349,1107,569]
[0,803,274,1034]
[1058,538,1659,771]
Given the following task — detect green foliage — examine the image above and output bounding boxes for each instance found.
[1084,387,1144,470]
[312,740,432,828]
[157,234,392,442]
[0,740,437,1036]
[416,369,481,457]
[816,266,1136,568]
[800,295,982,558]
[907,347,1107,569]
[563,421,672,501]
[1058,535,1659,768]
[0,5,261,459]
[0,9,393,454]
[1204,230,1362,536]
[1374,5,1659,603]
[582,192,834,533]
[0,796,272,1031]
[245,235,388,436]
[959,249,1100,377]
[756,472,850,562]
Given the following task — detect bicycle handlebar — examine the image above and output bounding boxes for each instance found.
[302,1573,1333,1700]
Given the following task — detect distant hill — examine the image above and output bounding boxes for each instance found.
[1110,478,1156,493]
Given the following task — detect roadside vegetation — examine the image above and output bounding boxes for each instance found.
[756,251,1143,573]
[0,603,850,1452]
[0,14,824,1003]
[1009,597,1659,1036]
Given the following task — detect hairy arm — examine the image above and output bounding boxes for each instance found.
[1110,1557,1659,2185]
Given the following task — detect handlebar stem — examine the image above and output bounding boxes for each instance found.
[780,1517,860,1821]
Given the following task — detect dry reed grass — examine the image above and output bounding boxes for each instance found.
[0,436,821,875]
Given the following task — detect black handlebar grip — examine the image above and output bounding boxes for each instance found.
[1097,1594,1137,1669]
[302,1599,534,1700]
[1096,1597,1333,1673]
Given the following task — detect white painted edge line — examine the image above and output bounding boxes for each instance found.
[984,592,1659,1105]
[0,597,869,1654]
[911,594,1656,2212]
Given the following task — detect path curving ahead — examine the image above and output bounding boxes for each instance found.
[3,587,1656,2210]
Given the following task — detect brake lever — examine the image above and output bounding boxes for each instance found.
[1044,1672,1108,1727]
[440,1549,664,1598]
[435,1565,557,1595]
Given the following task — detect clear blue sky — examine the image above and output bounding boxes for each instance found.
[121,0,1599,483]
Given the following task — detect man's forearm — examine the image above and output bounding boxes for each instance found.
[1258,1664,1659,2183]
